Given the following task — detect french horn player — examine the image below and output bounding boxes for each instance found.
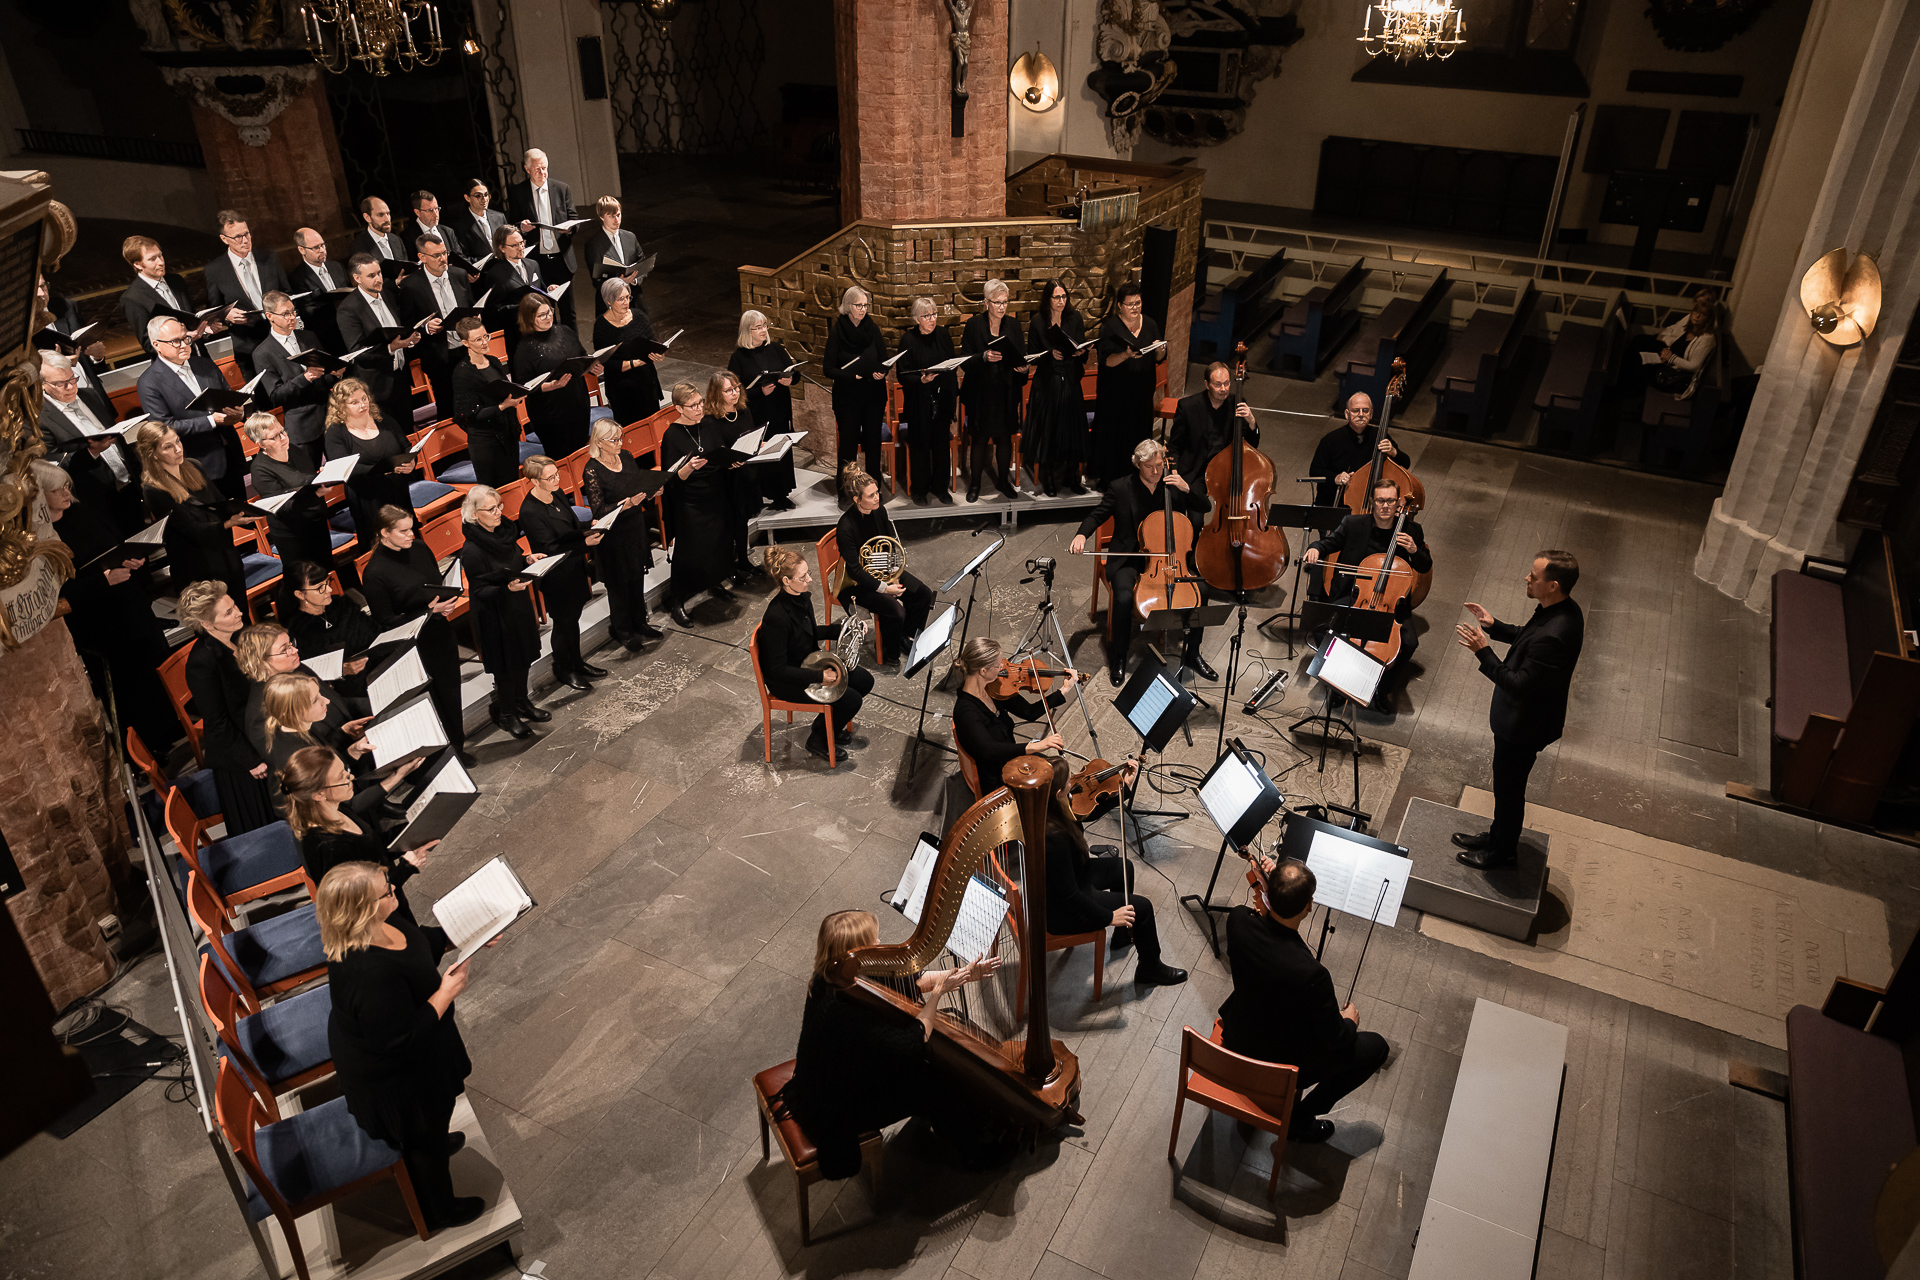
[757,545,873,765]
[834,464,933,671]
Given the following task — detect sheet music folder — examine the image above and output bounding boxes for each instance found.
[432,856,536,966]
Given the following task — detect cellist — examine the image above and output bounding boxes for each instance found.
[1300,477,1432,705]
[1309,392,1406,508]
[1069,439,1218,688]
[1169,362,1259,488]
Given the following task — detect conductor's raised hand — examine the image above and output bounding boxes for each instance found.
[1455,621,1489,653]
[1462,602,1494,625]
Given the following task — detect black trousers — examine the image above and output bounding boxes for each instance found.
[968,426,1014,494]
[420,625,466,749]
[834,382,886,482]
[397,1089,461,1224]
[1295,1031,1389,1122]
[842,573,933,663]
[467,428,521,490]
[905,420,950,496]
[1490,734,1540,855]
[808,666,873,744]
[602,555,652,641]
[1086,856,1160,962]
[1105,567,1205,668]
[548,597,585,675]
[490,664,530,713]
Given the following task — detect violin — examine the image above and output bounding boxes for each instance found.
[1195,342,1287,595]
[1134,467,1202,620]
[1339,357,1431,608]
[984,656,1092,701]
[1067,754,1138,819]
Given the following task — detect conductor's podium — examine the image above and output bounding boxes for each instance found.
[1395,797,1550,942]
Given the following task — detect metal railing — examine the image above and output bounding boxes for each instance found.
[17,129,205,169]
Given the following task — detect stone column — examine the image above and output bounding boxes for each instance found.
[505,0,621,203]
[175,74,355,246]
[1694,0,1920,611]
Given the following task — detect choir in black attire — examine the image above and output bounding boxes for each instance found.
[282,579,378,705]
[1024,299,1090,495]
[146,481,247,616]
[727,341,799,509]
[517,486,600,682]
[303,827,431,928]
[893,320,957,502]
[823,310,888,482]
[449,353,522,489]
[1092,309,1164,483]
[185,634,276,834]
[511,321,593,461]
[661,417,743,614]
[326,417,415,552]
[53,499,178,754]
[250,452,337,577]
[361,541,467,754]
[594,307,663,428]
[458,515,545,733]
[960,309,1027,500]
[833,501,932,662]
[577,450,661,649]
[701,403,762,575]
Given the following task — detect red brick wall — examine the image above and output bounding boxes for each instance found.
[835,0,1008,223]
[188,78,355,251]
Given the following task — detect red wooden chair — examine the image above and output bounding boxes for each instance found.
[1168,1021,1302,1215]
[749,622,836,767]
[417,509,471,623]
[158,643,205,766]
[1086,517,1116,641]
[954,724,981,798]
[198,954,333,1121]
[988,848,1107,1010]
[815,530,884,665]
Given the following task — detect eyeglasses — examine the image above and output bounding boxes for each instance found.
[269,641,298,657]
[476,503,502,514]
[221,229,252,243]
[43,375,75,390]
[260,428,288,443]
[155,335,191,348]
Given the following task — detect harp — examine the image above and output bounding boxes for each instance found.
[837,756,1084,1135]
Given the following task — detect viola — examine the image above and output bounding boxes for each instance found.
[1134,473,1202,620]
[1067,755,1137,819]
[984,656,1092,701]
[1195,342,1287,594]
[1339,357,1430,608]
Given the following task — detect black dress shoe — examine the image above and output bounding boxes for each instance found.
[559,673,592,691]
[710,582,735,601]
[935,490,954,505]
[1288,1118,1335,1144]
[444,1131,467,1156]
[1457,846,1518,870]
[579,661,610,678]
[966,485,980,503]
[427,1195,486,1232]
[623,636,650,652]
[456,750,479,768]
[635,622,665,640]
[805,734,841,765]
[491,706,531,739]
[517,701,552,723]
[1184,653,1219,681]
[1063,480,1087,495]
[1109,664,1125,688]
[994,483,1020,502]
[736,561,768,582]
[1135,961,1189,987]
[669,603,693,627]
[1451,830,1490,851]
[770,497,797,511]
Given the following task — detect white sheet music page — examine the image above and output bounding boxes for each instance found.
[947,875,1011,964]
[406,753,476,822]
[368,646,428,714]
[433,856,533,964]
[364,697,448,768]
[304,649,345,682]
[1305,831,1410,926]
[368,614,427,650]
[891,837,940,922]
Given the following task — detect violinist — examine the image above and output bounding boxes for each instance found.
[1041,760,1187,988]
[1068,439,1219,688]
[1169,362,1259,492]
[1300,478,1431,703]
[952,637,1073,782]
[1308,393,1404,508]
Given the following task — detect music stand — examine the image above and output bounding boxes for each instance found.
[1143,603,1232,745]
[936,537,1002,692]
[905,604,959,773]
[1275,811,1409,972]
[1258,503,1350,654]
[1292,611,1392,810]
[1111,658,1197,847]
[1180,739,1285,956]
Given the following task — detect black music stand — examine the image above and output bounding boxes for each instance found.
[904,604,960,774]
[1292,606,1393,810]
[1180,739,1285,957]
[1258,502,1350,655]
[1143,603,1232,745]
[1275,811,1408,961]
[1111,658,1197,847]
[936,536,1002,693]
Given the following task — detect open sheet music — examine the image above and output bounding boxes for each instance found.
[313,453,359,487]
[947,875,1012,965]
[516,552,569,580]
[362,694,449,771]
[746,431,806,465]
[890,835,941,923]
[1305,831,1411,926]
[389,753,479,853]
[361,613,427,658]
[304,649,345,682]
[368,645,430,714]
[432,856,536,966]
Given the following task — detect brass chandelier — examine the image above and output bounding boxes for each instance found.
[300,0,448,75]
[1357,0,1466,61]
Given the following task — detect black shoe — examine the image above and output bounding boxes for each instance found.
[1184,653,1219,681]
[736,562,768,583]
[770,497,797,512]
[1109,927,1133,950]
[914,493,931,506]
[1288,1118,1335,1144]
[1451,830,1490,851]
[669,603,693,627]
[427,1195,486,1232]
[1135,961,1189,987]
[1109,664,1125,688]
[491,706,531,739]
[1063,480,1087,495]
[456,750,479,768]
[935,490,954,505]
[994,483,1019,502]
[517,701,552,724]
[559,672,592,691]
[624,636,650,652]
[966,486,980,502]
[579,661,610,678]
[444,1131,467,1156]
[805,734,840,765]
[1457,846,1518,870]
[710,582,735,601]
[635,622,664,640]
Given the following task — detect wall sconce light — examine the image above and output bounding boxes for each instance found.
[461,35,481,54]
[1010,47,1061,112]
[1800,247,1882,346]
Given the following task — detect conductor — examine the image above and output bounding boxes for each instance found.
[1219,858,1389,1143]
[1452,550,1585,870]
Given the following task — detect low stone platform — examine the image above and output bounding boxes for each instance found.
[1396,796,1550,942]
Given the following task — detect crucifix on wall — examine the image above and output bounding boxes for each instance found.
[947,0,973,137]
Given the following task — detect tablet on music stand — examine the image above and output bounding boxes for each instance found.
[901,605,957,680]
[1310,636,1386,705]
[940,538,1003,593]
[1114,661,1197,753]
[1197,741,1284,848]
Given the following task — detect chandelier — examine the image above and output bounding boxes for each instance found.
[300,0,448,75]
[1357,0,1466,61]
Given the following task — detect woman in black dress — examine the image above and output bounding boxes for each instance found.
[510,292,598,462]
[960,278,1031,502]
[950,635,1069,785]
[283,745,433,904]
[316,860,482,1232]
[756,545,872,764]
[177,580,275,833]
[279,560,376,703]
[458,485,545,740]
[702,369,768,580]
[578,423,662,652]
[834,465,932,666]
[134,423,250,617]
[360,505,469,763]
[728,309,797,511]
[894,297,957,505]
[261,676,420,818]
[594,279,664,427]
[1093,281,1165,483]
[660,383,740,627]
[236,621,367,758]
[779,910,1006,1178]
[449,316,529,489]
[38,459,178,754]
[245,412,350,587]
[520,452,613,681]
[1024,278,1091,496]
[822,285,888,484]
[324,379,419,554]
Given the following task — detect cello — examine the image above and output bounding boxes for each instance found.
[1333,508,1417,668]
[1194,344,1288,595]
[1338,357,1431,608]
[1134,466,1202,621]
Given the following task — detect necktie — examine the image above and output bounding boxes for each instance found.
[375,234,393,260]
[368,293,404,370]
[66,401,131,486]
[154,278,180,309]
[535,186,556,255]
[237,255,262,307]
[609,234,626,266]
[430,273,455,316]
[171,359,201,398]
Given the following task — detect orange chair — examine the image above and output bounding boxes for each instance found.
[496,476,532,520]
[158,643,205,766]
[417,510,471,623]
[1168,1022,1301,1212]
[185,868,326,1011]
[814,530,885,665]
[126,726,222,828]
[165,788,304,916]
[885,382,909,495]
[987,849,1107,1011]
[749,622,836,768]
[213,1058,429,1280]
[108,382,143,420]
[1086,517,1116,641]
[752,1059,882,1246]
[198,955,333,1121]
[954,724,981,798]
[487,329,507,360]
[554,446,591,500]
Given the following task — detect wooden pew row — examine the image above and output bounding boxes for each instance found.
[1429,280,1538,437]
[1335,268,1450,411]
[1265,257,1366,381]
[1532,296,1623,455]
[1189,249,1289,361]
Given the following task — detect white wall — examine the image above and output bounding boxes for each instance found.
[509,0,621,203]
[1007,0,1120,172]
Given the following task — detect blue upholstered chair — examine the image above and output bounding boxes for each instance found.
[199,954,333,1121]
[186,868,326,1014]
[164,790,304,915]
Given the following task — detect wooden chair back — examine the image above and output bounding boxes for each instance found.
[418,508,466,564]
[749,622,835,767]
[1088,517,1116,641]
[1169,1023,1301,1205]
[487,330,506,360]
[497,476,532,520]
[554,446,590,500]
[125,727,169,795]
[415,423,471,484]
[954,723,981,798]
[158,643,204,766]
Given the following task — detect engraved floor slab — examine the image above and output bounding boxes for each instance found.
[1418,787,1892,1048]
[1396,797,1551,941]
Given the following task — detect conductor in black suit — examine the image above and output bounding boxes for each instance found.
[398,237,471,414]
[1453,550,1585,869]
[336,253,423,426]
[454,177,505,260]
[1219,857,1389,1143]
[202,211,292,376]
[504,148,577,322]
[291,228,350,352]
[254,291,340,467]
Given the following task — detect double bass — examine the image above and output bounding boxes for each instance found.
[1338,357,1431,608]
[1194,345,1288,594]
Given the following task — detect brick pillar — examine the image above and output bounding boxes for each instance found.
[835,0,1009,223]
[1,618,136,1010]
[186,78,355,247]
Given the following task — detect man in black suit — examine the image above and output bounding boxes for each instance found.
[336,253,424,426]
[1168,362,1260,490]
[397,237,470,414]
[120,236,228,359]
[37,274,109,392]
[1299,478,1432,704]
[290,227,350,351]
[1308,392,1405,509]
[1220,858,1390,1144]
[38,351,144,531]
[1068,438,1217,687]
[202,210,293,376]
[254,291,340,467]
[505,148,578,325]
[480,225,547,350]
[410,191,455,256]
[351,196,411,264]
[137,316,248,497]
[454,177,505,260]
[579,194,644,317]
[1453,550,1585,869]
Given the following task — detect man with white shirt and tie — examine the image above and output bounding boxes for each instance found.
[136,316,249,498]
[506,148,578,329]
[351,196,411,264]
[398,236,471,414]
[456,177,505,261]
[254,291,340,467]
[411,191,454,254]
[39,351,144,532]
[202,210,293,377]
[119,236,227,359]
[480,226,548,354]
[291,227,349,351]
[336,253,424,425]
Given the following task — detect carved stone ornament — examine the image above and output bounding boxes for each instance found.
[1088,0,1177,158]
[158,64,320,146]
[1143,0,1304,148]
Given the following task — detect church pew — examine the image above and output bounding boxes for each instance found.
[1266,257,1365,380]
[1335,268,1450,410]
[1429,280,1538,436]
[1533,306,1622,455]
[1190,249,1288,361]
